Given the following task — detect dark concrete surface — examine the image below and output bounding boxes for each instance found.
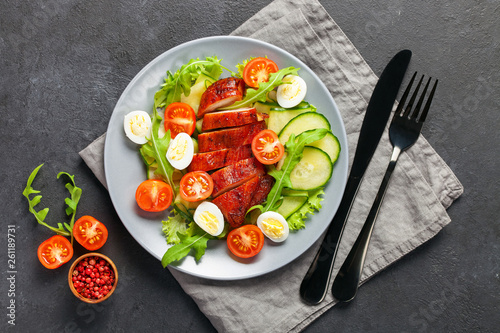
[1,0,499,332]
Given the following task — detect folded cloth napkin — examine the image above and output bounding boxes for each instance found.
[79,0,464,331]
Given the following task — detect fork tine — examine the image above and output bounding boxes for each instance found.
[411,77,432,120]
[402,75,424,118]
[395,72,417,116]
[418,79,438,123]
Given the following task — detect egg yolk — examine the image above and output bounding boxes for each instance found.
[198,211,220,235]
[280,78,302,101]
[128,114,149,137]
[169,137,188,161]
[261,218,284,238]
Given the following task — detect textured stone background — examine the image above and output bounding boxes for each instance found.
[1,0,499,332]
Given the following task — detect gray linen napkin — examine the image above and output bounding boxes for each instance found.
[79,0,464,331]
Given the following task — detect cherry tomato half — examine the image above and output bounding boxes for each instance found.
[73,216,109,251]
[164,102,196,138]
[180,171,214,202]
[135,179,173,212]
[37,235,73,269]
[242,57,279,88]
[251,129,285,165]
[227,225,265,258]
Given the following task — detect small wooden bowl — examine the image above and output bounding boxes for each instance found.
[68,253,118,303]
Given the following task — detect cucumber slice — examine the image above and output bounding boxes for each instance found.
[278,195,308,219]
[196,118,203,133]
[254,101,281,115]
[278,112,331,145]
[289,147,333,190]
[268,105,317,135]
[270,101,313,111]
[307,131,340,164]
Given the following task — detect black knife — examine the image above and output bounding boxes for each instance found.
[299,50,412,305]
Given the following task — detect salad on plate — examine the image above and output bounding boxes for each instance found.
[122,55,341,267]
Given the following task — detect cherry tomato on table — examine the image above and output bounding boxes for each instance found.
[135,179,173,212]
[227,225,265,258]
[37,235,73,269]
[242,57,279,88]
[164,102,196,138]
[73,215,108,251]
[251,129,285,165]
[180,171,214,202]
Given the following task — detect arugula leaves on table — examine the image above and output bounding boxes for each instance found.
[57,171,82,245]
[22,164,82,243]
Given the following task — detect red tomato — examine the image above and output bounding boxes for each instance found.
[180,171,214,202]
[164,102,196,138]
[227,225,265,258]
[242,57,279,88]
[251,129,285,165]
[37,235,73,269]
[135,179,173,212]
[73,216,109,251]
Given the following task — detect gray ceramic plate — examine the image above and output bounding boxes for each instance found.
[104,36,348,280]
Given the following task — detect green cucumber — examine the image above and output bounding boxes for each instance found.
[278,195,308,219]
[268,104,317,135]
[289,147,333,190]
[278,112,331,145]
[307,131,340,164]
[254,101,281,115]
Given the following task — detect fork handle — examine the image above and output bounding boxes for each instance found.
[332,146,402,302]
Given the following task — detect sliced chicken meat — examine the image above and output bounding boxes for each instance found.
[211,157,266,198]
[197,77,245,118]
[198,121,266,153]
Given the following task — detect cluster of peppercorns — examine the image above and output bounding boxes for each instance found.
[71,256,115,300]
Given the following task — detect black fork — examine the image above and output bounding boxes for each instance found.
[331,72,438,302]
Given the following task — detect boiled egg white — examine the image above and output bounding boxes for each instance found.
[123,110,152,144]
[276,75,307,108]
[257,211,289,242]
[166,132,194,170]
[194,202,224,236]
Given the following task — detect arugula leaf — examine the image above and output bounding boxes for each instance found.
[221,66,299,110]
[139,110,176,194]
[287,188,325,230]
[57,171,82,245]
[22,164,76,237]
[161,229,210,267]
[262,128,328,213]
[154,57,233,109]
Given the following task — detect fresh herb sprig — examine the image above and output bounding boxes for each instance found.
[22,164,82,244]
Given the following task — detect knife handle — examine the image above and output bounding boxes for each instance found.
[332,148,400,302]
[299,175,362,305]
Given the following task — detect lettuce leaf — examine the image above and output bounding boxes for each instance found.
[154,57,230,109]
[287,188,324,230]
[162,210,197,245]
[161,229,210,267]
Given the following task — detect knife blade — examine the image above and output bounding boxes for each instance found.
[299,50,411,305]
